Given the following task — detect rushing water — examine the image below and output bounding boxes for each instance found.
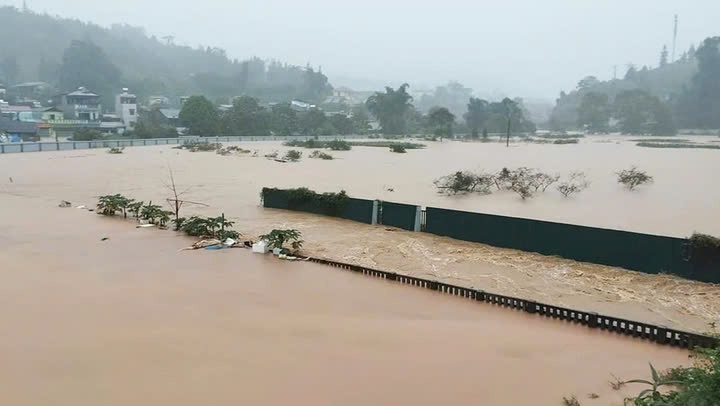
[0,137,718,335]
[0,197,691,405]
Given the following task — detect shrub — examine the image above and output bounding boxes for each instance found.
[434,171,494,194]
[73,128,104,141]
[557,171,590,197]
[349,141,425,149]
[97,194,132,217]
[326,139,351,150]
[689,233,720,250]
[107,147,124,154]
[140,202,170,225]
[390,144,407,153]
[636,142,720,150]
[617,166,653,190]
[180,215,239,240]
[262,187,350,215]
[217,145,251,155]
[309,150,334,160]
[264,151,279,159]
[259,229,304,252]
[284,149,302,161]
[553,138,579,144]
[175,141,221,152]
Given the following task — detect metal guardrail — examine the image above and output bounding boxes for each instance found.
[0,135,367,154]
[306,256,717,349]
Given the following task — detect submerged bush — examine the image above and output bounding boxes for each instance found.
[309,150,334,160]
[259,229,304,252]
[434,171,494,194]
[557,171,590,197]
[180,215,239,240]
[617,166,653,190]
[284,149,302,161]
[389,144,407,153]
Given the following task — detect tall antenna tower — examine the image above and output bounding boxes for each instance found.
[671,14,678,62]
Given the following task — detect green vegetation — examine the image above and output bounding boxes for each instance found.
[309,151,333,160]
[283,139,351,151]
[263,187,350,215]
[434,171,494,194]
[435,167,562,200]
[140,202,171,227]
[628,138,690,143]
[259,229,304,252]
[617,167,653,190]
[179,215,239,240]
[349,141,425,149]
[689,233,720,250]
[179,95,220,136]
[557,172,590,197]
[174,141,221,152]
[553,139,579,144]
[107,147,124,154]
[283,149,302,161]
[73,128,104,141]
[623,347,720,405]
[550,36,720,133]
[636,142,720,150]
[389,144,407,153]
[366,84,414,135]
[326,139,351,151]
[577,92,610,132]
[464,97,536,142]
[97,194,130,216]
[0,6,332,104]
[561,395,580,406]
[427,106,455,140]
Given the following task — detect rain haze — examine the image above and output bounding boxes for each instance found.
[12,0,720,98]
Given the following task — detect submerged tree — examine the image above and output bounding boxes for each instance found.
[179,95,220,136]
[427,107,455,140]
[366,83,414,135]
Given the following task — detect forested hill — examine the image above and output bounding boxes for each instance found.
[0,6,332,104]
[549,37,720,130]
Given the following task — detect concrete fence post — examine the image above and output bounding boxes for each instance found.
[656,326,668,344]
[413,206,422,232]
[371,200,379,225]
[524,300,537,314]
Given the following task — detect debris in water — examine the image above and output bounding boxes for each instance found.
[136,224,155,228]
[58,200,72,208]
[101,237,109,241]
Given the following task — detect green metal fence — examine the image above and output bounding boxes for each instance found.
[424,207,708,282]
[261,188,716,283]
[262,188,375,224]
[380,201,418,231]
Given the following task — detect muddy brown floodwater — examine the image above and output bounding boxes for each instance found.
[0,137,718,333]
[0,196,692,405]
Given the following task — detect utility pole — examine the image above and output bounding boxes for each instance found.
[672,14,678,62]
[613,65,617,80]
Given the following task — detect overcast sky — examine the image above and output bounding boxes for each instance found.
[12,0,720,99]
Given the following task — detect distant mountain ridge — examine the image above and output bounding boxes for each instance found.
[0,6,332,104]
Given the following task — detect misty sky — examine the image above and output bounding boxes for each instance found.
[11,0,720,99]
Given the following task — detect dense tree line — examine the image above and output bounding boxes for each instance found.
[364,84,535,136]
[550,37,720,133]
[179,95,370,137]
[0,6,332,105]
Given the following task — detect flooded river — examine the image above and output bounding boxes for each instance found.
[0,137,718,336]
[0,196,692,405]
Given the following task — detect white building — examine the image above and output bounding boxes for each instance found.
[115,88,137,129]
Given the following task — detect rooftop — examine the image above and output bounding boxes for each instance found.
[159,108,180,119]
[0,119,38,134]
